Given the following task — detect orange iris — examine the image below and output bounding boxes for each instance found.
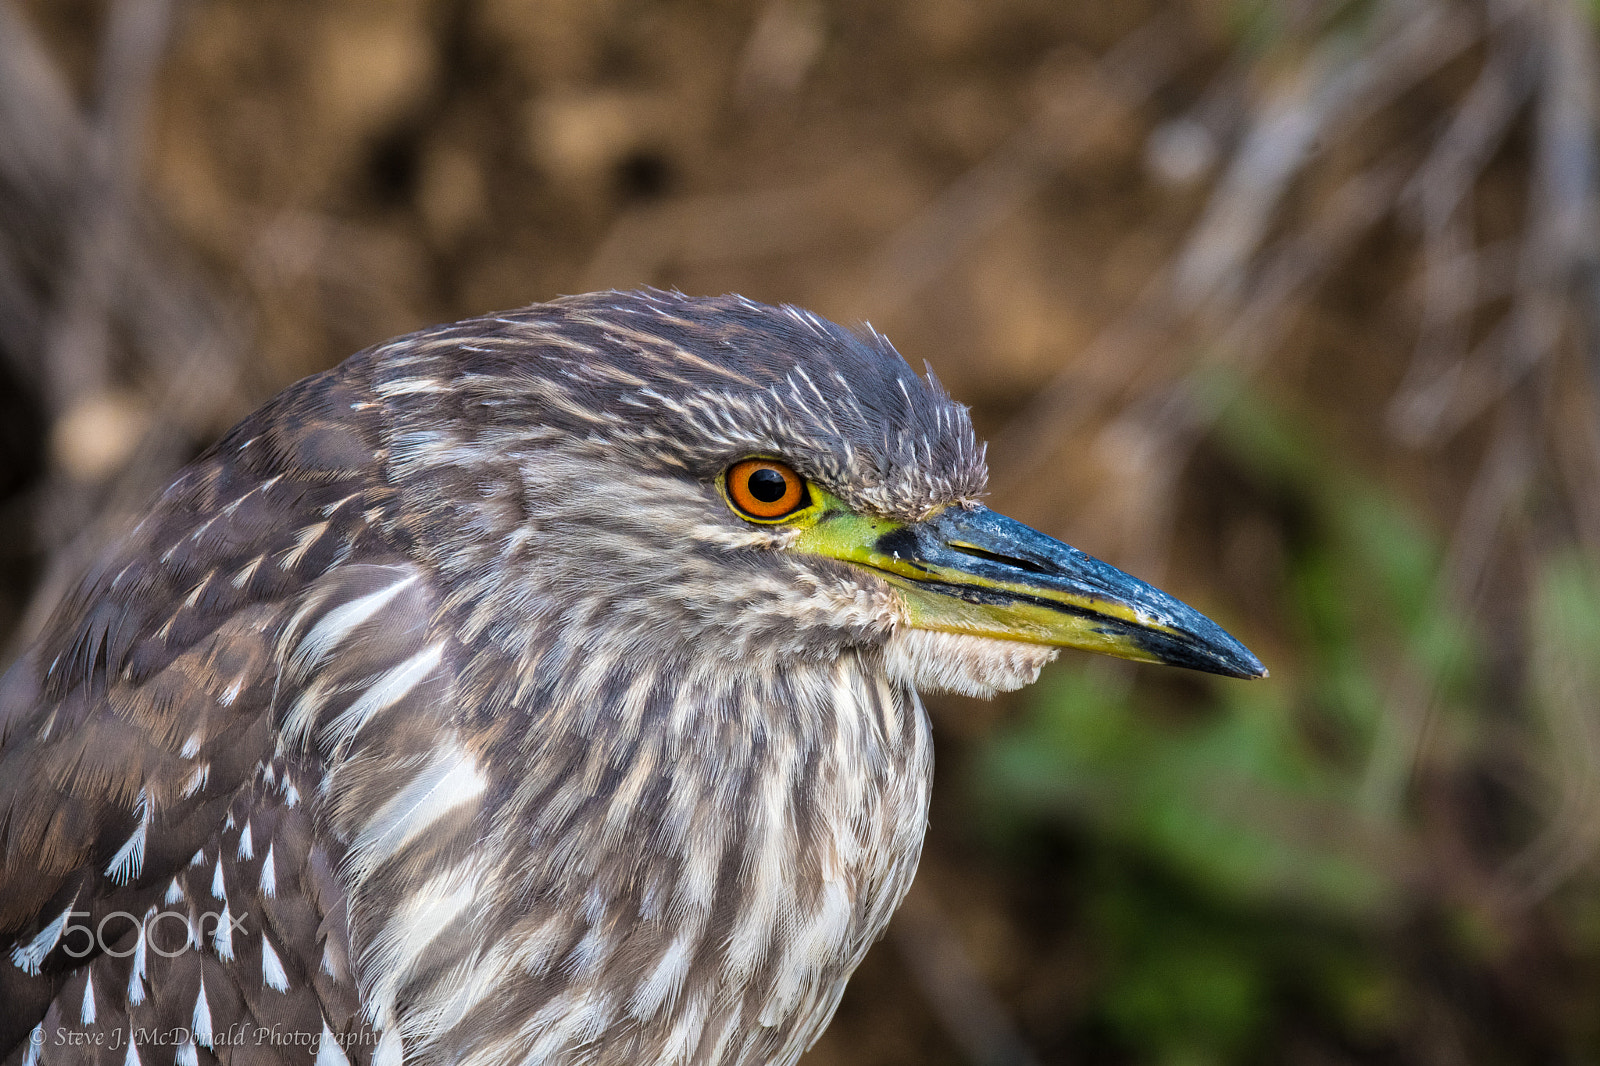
[725,459,808,521]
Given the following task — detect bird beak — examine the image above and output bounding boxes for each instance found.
[795,504,1267,679]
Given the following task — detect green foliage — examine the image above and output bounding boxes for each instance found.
[971,379,1490,1061]
[1089,881,1269,1065]
[984,667,1394,919]
[1224,0,1385,53]
[1531,550,1600,710]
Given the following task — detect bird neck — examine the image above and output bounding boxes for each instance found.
[327,646,934,1066]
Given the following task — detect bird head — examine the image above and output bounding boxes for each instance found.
[362,290,1264,700]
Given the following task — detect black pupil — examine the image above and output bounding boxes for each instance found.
[748,468,789,503]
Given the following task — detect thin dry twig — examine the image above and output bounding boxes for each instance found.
[863,13,1187,317]
[0,0,250,652]
[993,0,1478,497]
[1174,0,1477,310]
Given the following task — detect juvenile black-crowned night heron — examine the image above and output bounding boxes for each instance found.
[0,291,1262,1066]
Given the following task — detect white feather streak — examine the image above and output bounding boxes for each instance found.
[212,902,235,961]
[321,644,442,747]
[192,977,214,1047]
[315,1022,352,1066]
[11,906,71,974]
[348,744,486,881]
[107,789,150,884]
[365,863,480,1023]
[128,915,148,1004]
[262,934,290,992]
[629,935,693,1019]
[291,575,418,675]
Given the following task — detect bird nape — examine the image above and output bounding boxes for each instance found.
[0,290,1263,1066]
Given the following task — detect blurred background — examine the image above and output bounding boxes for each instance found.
[3,0,1600,1061]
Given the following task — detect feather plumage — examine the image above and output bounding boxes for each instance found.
[1,292,979,1066]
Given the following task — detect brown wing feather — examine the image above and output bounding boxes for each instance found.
[0,367,427,1065]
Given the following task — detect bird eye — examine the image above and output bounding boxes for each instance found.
[724,458,810,522]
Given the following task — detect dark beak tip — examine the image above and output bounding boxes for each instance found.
[1236,659,1270,680]
[1133,623,1268,680]
[1203,656,1268,681]
[1216,638,1268,680]
[1151,614,1266,680]
[1216,635,1268,678]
